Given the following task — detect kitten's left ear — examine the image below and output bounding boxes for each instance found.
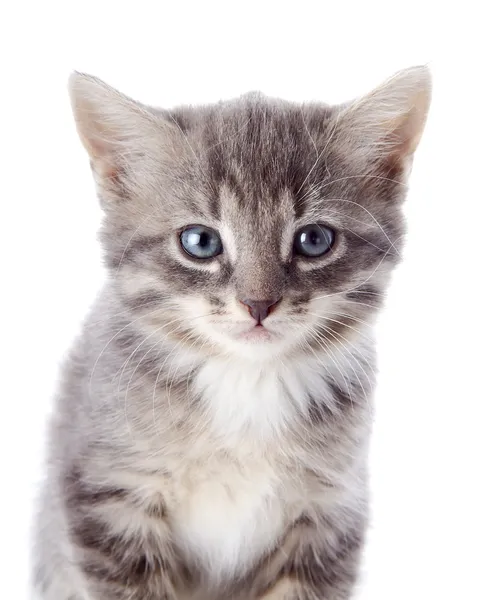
[335,65,432,167]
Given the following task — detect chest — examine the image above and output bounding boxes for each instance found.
[192,355,332,441]
[167,449,300,575]
[145,357,342,574]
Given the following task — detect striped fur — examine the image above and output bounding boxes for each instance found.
[32,66,430,599]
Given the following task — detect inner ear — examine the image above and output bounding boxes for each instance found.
[68,72,177,184]
[334,65,432,168]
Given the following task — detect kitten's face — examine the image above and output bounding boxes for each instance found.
[70,69,430,361]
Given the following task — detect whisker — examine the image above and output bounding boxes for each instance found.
[119,320,190,438]
[326,314,375,332]
[315,322,374,395]
[113,213,154,276]
[297,173,408,206]
[309,312,375,343]
[313,237,403,301]
[87,305,180,395]
[325,173,408,189]
[151,313,216,430]
[204,117,252,152]
[321,197,401,255]
[152,332,192,430]
[295,109,343,200]
[302,322,353,404]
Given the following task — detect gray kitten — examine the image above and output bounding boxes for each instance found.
[32,66,431,600]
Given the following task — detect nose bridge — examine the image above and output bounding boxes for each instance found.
[232,213,287,300]
[235,253,286,301]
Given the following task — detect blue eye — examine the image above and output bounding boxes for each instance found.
[180,226,223,259]
[293,224,335,257]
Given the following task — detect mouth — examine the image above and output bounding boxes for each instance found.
[236,324,274,343]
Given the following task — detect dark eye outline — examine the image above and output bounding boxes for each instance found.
[178,225,223,260]
[293,224,336,258]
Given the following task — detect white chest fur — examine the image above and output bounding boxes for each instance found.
[165,356,333,574]
[170,450,291,575]
[193,354,331,441]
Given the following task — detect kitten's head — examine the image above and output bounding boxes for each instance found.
[69,68,430,361]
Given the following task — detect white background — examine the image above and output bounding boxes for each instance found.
[1,1,498,598]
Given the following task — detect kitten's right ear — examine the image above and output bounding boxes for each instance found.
[68,72,170,182]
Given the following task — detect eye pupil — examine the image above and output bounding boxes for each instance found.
[309,231,319,245]
[180,226,223,259]
[294,224,335,258]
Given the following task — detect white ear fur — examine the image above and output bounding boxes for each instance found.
[68,72,169,177]
[336,65,432,163]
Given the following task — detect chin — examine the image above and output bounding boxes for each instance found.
[219,325,300,361]
[236,326,274,343]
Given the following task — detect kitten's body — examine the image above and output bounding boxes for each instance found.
[32,68,430,599]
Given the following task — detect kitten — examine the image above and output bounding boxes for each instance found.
[32,66,431,600]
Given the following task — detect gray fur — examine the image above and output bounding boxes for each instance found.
[32,66,431,599]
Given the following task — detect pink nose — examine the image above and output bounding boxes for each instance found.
[239,298,281,324]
